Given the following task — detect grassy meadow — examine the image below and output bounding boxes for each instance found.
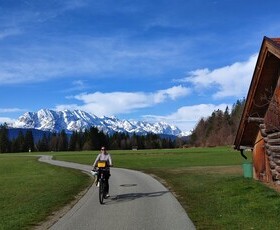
[0,155,92,230]
[1,146,280,229]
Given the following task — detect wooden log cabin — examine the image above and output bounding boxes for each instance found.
[234,36,280,184]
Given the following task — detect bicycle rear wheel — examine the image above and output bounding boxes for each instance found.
[99,180,104,204]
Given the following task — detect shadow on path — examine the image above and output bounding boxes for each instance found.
[105,190,169,204]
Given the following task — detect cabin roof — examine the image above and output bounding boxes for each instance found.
[234,37,280,150]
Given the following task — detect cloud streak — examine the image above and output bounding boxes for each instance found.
[0,108,25,113]
[0,36,193,85]
[178,54,257,99]
[55,85,191,116]
[0,28,22,40]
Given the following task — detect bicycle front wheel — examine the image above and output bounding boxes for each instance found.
[99,180,104,204]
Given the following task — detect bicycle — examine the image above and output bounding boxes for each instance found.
[96,161,109,204]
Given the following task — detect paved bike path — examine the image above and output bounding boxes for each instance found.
[39,156,196,230]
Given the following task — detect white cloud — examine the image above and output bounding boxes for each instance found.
[56,85,191,116]
[0,108,25,124]
[0,117,16,124]
[0,108,25,113]
[180,54,258,99]
[156,85,191,101]
[143,103,230,133]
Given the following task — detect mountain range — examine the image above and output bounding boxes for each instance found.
[10,109,187,137]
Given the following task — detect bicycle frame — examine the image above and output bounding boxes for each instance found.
[98,168,107,204]
[96,160,110,204]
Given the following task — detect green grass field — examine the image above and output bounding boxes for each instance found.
[1,147,280,229]
[53,146,246,168]
[0,155,92,230]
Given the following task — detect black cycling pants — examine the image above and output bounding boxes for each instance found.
[98,170,110,194]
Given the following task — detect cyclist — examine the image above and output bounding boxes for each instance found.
[92,146,113,198]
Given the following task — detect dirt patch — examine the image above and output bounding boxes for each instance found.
[169,165,243,175]
[260,181,280,193]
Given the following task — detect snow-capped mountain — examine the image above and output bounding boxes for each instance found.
[11,109,185,137]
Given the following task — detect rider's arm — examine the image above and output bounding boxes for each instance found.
[93,154,101,168]
[108,154,113,167]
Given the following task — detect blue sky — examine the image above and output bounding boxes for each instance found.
[1,0,280,134]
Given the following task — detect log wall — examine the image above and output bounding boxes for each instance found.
[260,124,279,183]
[261,84,280,183]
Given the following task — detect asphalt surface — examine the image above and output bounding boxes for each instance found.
[39,155,196,230]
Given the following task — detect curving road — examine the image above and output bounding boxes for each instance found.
[39,156,196,230]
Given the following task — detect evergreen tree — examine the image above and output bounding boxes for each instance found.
[16,130,25,152]
[0,124,10,153]
[58,130,68,151]
[69,131,78,151]
[37,133,49,151]
[24,130,34,152]
[49,133,58,151]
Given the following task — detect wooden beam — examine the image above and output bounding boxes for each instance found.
[247,117,264,123]
[268,132,280,139]
[266,144,280,153]
[268,138,280,145]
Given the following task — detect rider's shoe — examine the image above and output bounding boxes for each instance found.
[91,170,97,176]
[105,194,110,199]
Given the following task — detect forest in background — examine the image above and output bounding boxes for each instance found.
[189,98,245,147]
[0,99,246,153]
[0,126,177,153]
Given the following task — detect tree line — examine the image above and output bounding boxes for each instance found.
[0,125,178,153]
[189,98,245,147]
